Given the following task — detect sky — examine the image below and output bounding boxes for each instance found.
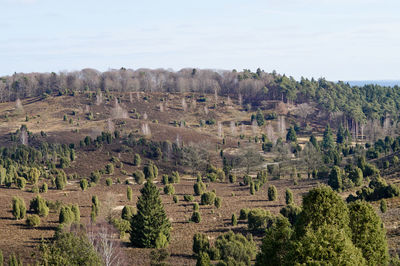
[1,0,399,81]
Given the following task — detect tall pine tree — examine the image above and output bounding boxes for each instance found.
[130,181,171,248]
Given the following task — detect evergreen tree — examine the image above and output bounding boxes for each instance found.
[287,223,366,265]
[256,216,293,266]
[127,186,133,201]
[255,108,265,126]
[12,197,26,220]
[133,153,141,166]
[296,185,350,235]
[286,126,297,143]
[268,185,277,201]
[328,166,343,191]
[348,201,389,265]
[130,181,171,248]
[285,188,293,205]
[322,125,334,150]
[336,124,345,144]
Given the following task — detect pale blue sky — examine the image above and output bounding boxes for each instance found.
[1,0,399,80]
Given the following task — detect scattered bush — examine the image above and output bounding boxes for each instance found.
[191,211,201,223]
[133,153,141,166]
[127,186,132,201]
[133,170,145,185]
[239,208,250,220]
[29,195,49,217]
[285,188,293,205]
[193,233,209,254]
[268,185,277,201]
[164,184,175,195]
[248,209,273,232]
[12,197,26,220]
[16,177,26,190]
[105,178,112,186]
[214,197,222,208]
[231,214,237,226]
[122,205,135,221]
[26,214,40,228]
[194,181,206,196]
[40,183,48,193]
[105,163,114,175]
[184,195,194,202]
[380,199,387,213]
[201,192,216,205]
[173,195,179,203]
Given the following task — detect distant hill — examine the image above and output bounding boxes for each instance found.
[345,80,400,87]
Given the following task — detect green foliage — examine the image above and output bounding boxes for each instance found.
[8,253,22,266]
[26,214,41,227]
[247,208,273,232]
[193,233,210,255]
[328,166,343,191]
[28,167,40,184]
[286,126,297,143]
[169,171,180,183]
[193,202,199,211]
[40,182,48,193]
[191,211,201,223]
[268,185,277,201]
[0,249,3,266]
[173,195,179,203]
[143,162,158,180]
[59,205,75,225]
[254,108,265,126]
[164,184,175,195]
[250,182,255,195]
[348,166,364,186]
[184,194,194,202]
[111,218,131,238]
[55,173,66,190]
[133,153,141,166]
[194,181,206,196]
[16,177,26,189]
[127,186,133,201]
[133,170,145,184]
[78,179,87,191]
[71,204,80,222]
[39,231,102,265]
[348,177,400,202]
[285,188,293,205]
[29,195,49,217]
[201,192,216,205]
[196,252,210,266]
[255,216,293,266]
[90,171,100,184]
[105,177,112,186]
[215,231,257,266]
[288,223,366,265]
[228,174,236,183]
[105,163,114,175]
[380,199,387,213]
[130,181,171,248]
[161,174,169,185]
[231,214,237,226]
[322,125,335,150]
[122,205,135,221]
[214,197,221,208]
[12,196,26,220]
[239,208,250,220]
[280,204,301,225]
[348,201,389,264]
[297,185,350,235]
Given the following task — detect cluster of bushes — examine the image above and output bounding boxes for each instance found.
[255,185,389,265]
[161,171,180,185]
[193,231,257,265]
[59,204,80,224]
[347,176,400,202]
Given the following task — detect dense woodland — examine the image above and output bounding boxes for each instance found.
[0,68,399,265]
